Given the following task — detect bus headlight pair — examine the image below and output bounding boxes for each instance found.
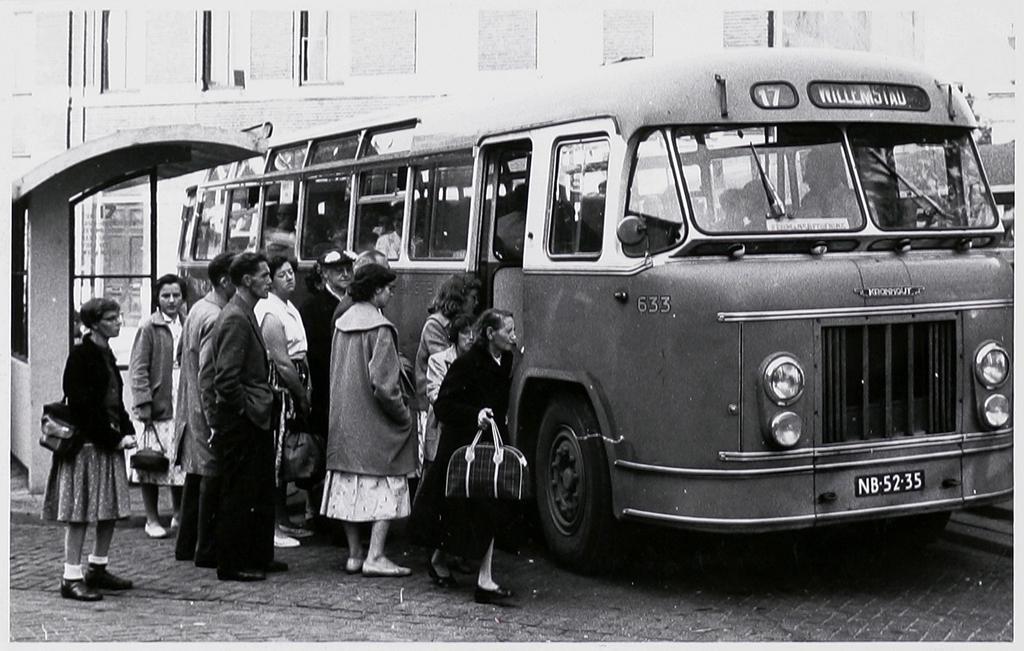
[974,343,1011,429]
[762,355,805,448]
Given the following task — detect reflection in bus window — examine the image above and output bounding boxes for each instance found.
[550,139,608,256]
[235,155,265,179]
[624,131,683,256]
[206,163,232,183]
[301,174,351,259]
[355,167,407,258]
[262,181,298,257]
[409,163,472,260]
[270,145,307,171]
[178,189,196,260]
[192,188,226,260]
[849,125,997,230]
[225,186,261,253]
[309,134,359,165]
[364,128,413,157]
[675,126,862,234]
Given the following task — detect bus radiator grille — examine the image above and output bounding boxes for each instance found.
[821,320,957,443]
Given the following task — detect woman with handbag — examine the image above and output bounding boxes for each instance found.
[43,298,137,601]
[255,254,314,548]
[127,274,187,539]
[322,263,417,577]
[410,308,519,605]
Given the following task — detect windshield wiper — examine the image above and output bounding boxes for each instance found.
[866,149,959,224]
[748,143,787,220]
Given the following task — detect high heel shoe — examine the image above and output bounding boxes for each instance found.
[474,584,514,605]
[427,561,458,588]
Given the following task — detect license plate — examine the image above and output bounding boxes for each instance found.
[854,470,925,497]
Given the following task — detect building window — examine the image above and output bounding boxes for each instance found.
[12,202,28,360]
[299,10,328,83]
[101,10,144,91]
[478,10,537,71]
[202,10,248,89]
[72,174,155,365]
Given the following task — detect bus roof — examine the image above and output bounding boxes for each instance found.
[268,48,976,160]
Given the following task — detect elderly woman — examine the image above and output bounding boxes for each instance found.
[410,308,519,604]
[255,254,312,548]
[322,263,416,577]
[128,273,187,539]
[43,298,137,601]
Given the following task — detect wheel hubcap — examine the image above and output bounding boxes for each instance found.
[547,426,584,534]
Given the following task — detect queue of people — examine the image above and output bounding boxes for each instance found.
[48,247,521,606]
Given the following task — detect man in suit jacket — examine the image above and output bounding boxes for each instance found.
[209,251,285,582]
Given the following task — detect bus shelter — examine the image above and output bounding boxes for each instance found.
[11,125,267,492]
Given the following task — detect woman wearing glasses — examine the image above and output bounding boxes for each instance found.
[43,298,138,601]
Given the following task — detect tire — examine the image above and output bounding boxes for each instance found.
[534,394,618,573]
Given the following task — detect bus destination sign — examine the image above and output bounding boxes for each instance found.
[808,82,930,112]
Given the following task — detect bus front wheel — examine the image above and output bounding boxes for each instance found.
[535,396,617,573]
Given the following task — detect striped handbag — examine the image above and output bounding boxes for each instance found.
[445,418,530,500]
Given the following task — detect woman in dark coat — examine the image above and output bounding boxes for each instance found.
[410,308,518,605]
[42,298,138,601]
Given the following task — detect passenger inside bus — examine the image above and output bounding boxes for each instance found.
[796,147,858,221]
[373,211,402,260]
[494,184,528,261]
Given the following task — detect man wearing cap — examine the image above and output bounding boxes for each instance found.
[332,249,390,324]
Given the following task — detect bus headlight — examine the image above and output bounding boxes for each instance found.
[982,394,1010,428]
[974,343,1010,389]
[768,411,803,448]
[763,355,804,405]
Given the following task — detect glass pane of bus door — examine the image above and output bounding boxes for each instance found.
[478,141,531,318]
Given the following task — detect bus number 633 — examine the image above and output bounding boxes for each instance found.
[637,295,671,314]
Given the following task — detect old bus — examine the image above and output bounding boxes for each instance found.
[178,49,1012,572]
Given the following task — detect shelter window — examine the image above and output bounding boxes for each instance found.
[12,202,28,360]
[310,135,360,166]
[301,174,352,259]
[192,188,227,260]
[225,186,261,253]
[355,167,407,259]
[623,131,684,256]
[549,138,608,257]
[262,181,298,257]
[101,10,144,92]
[409,163,473,260]
[270,145,308,171]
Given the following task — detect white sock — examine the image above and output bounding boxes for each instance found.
[88,555,108,566]
[63,564,84,580]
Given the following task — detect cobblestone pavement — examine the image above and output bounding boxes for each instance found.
[8,515,1012,643]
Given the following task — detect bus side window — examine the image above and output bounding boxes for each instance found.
[192,188,226,261]
[301,174,351,259]
[178,188,196,261]
[549,138,608,257]
[355,167,406,260]
[225,186,261,253]
[262,180,298,257]
[409,163,473,260]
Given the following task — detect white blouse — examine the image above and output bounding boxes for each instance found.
[255,292,308,358]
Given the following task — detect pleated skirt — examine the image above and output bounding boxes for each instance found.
[42,442,131,523]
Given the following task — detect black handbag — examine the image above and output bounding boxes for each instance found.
[281,429,325,482]
[445,418,530,500]
[130,423,170,473]
[39,398,80,457]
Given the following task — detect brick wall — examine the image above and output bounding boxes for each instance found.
[350,11,417,76]
[251,11,293,81]
[603,10,653,63]
[479,10,537,71]
[723,10,769,47]
[777,11,870,50]
[35,12,69,86]
[145,12,196,84]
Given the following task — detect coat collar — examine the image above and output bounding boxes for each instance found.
[336,301,396,337]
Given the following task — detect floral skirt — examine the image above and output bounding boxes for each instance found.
[319,471,410,522]
[42,442,131,523]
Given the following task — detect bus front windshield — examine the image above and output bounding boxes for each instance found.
[675,125,864,234]
[849,125,998,230]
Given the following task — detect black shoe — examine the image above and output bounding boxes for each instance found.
[265,560,289,573]
[474,585,514,605]
[427,561,458,588]
[217,569,266,582]
[60,578,102,601]
[84,564,133,590]
[449,557,475,574]
[194,557,217,569]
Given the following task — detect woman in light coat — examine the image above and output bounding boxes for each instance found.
[322,263,417,576]
[128,274,187,539]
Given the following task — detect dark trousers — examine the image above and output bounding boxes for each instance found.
[175,472,220,565]
[213,419,275,573]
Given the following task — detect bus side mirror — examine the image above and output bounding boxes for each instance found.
[617,215,647,246]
